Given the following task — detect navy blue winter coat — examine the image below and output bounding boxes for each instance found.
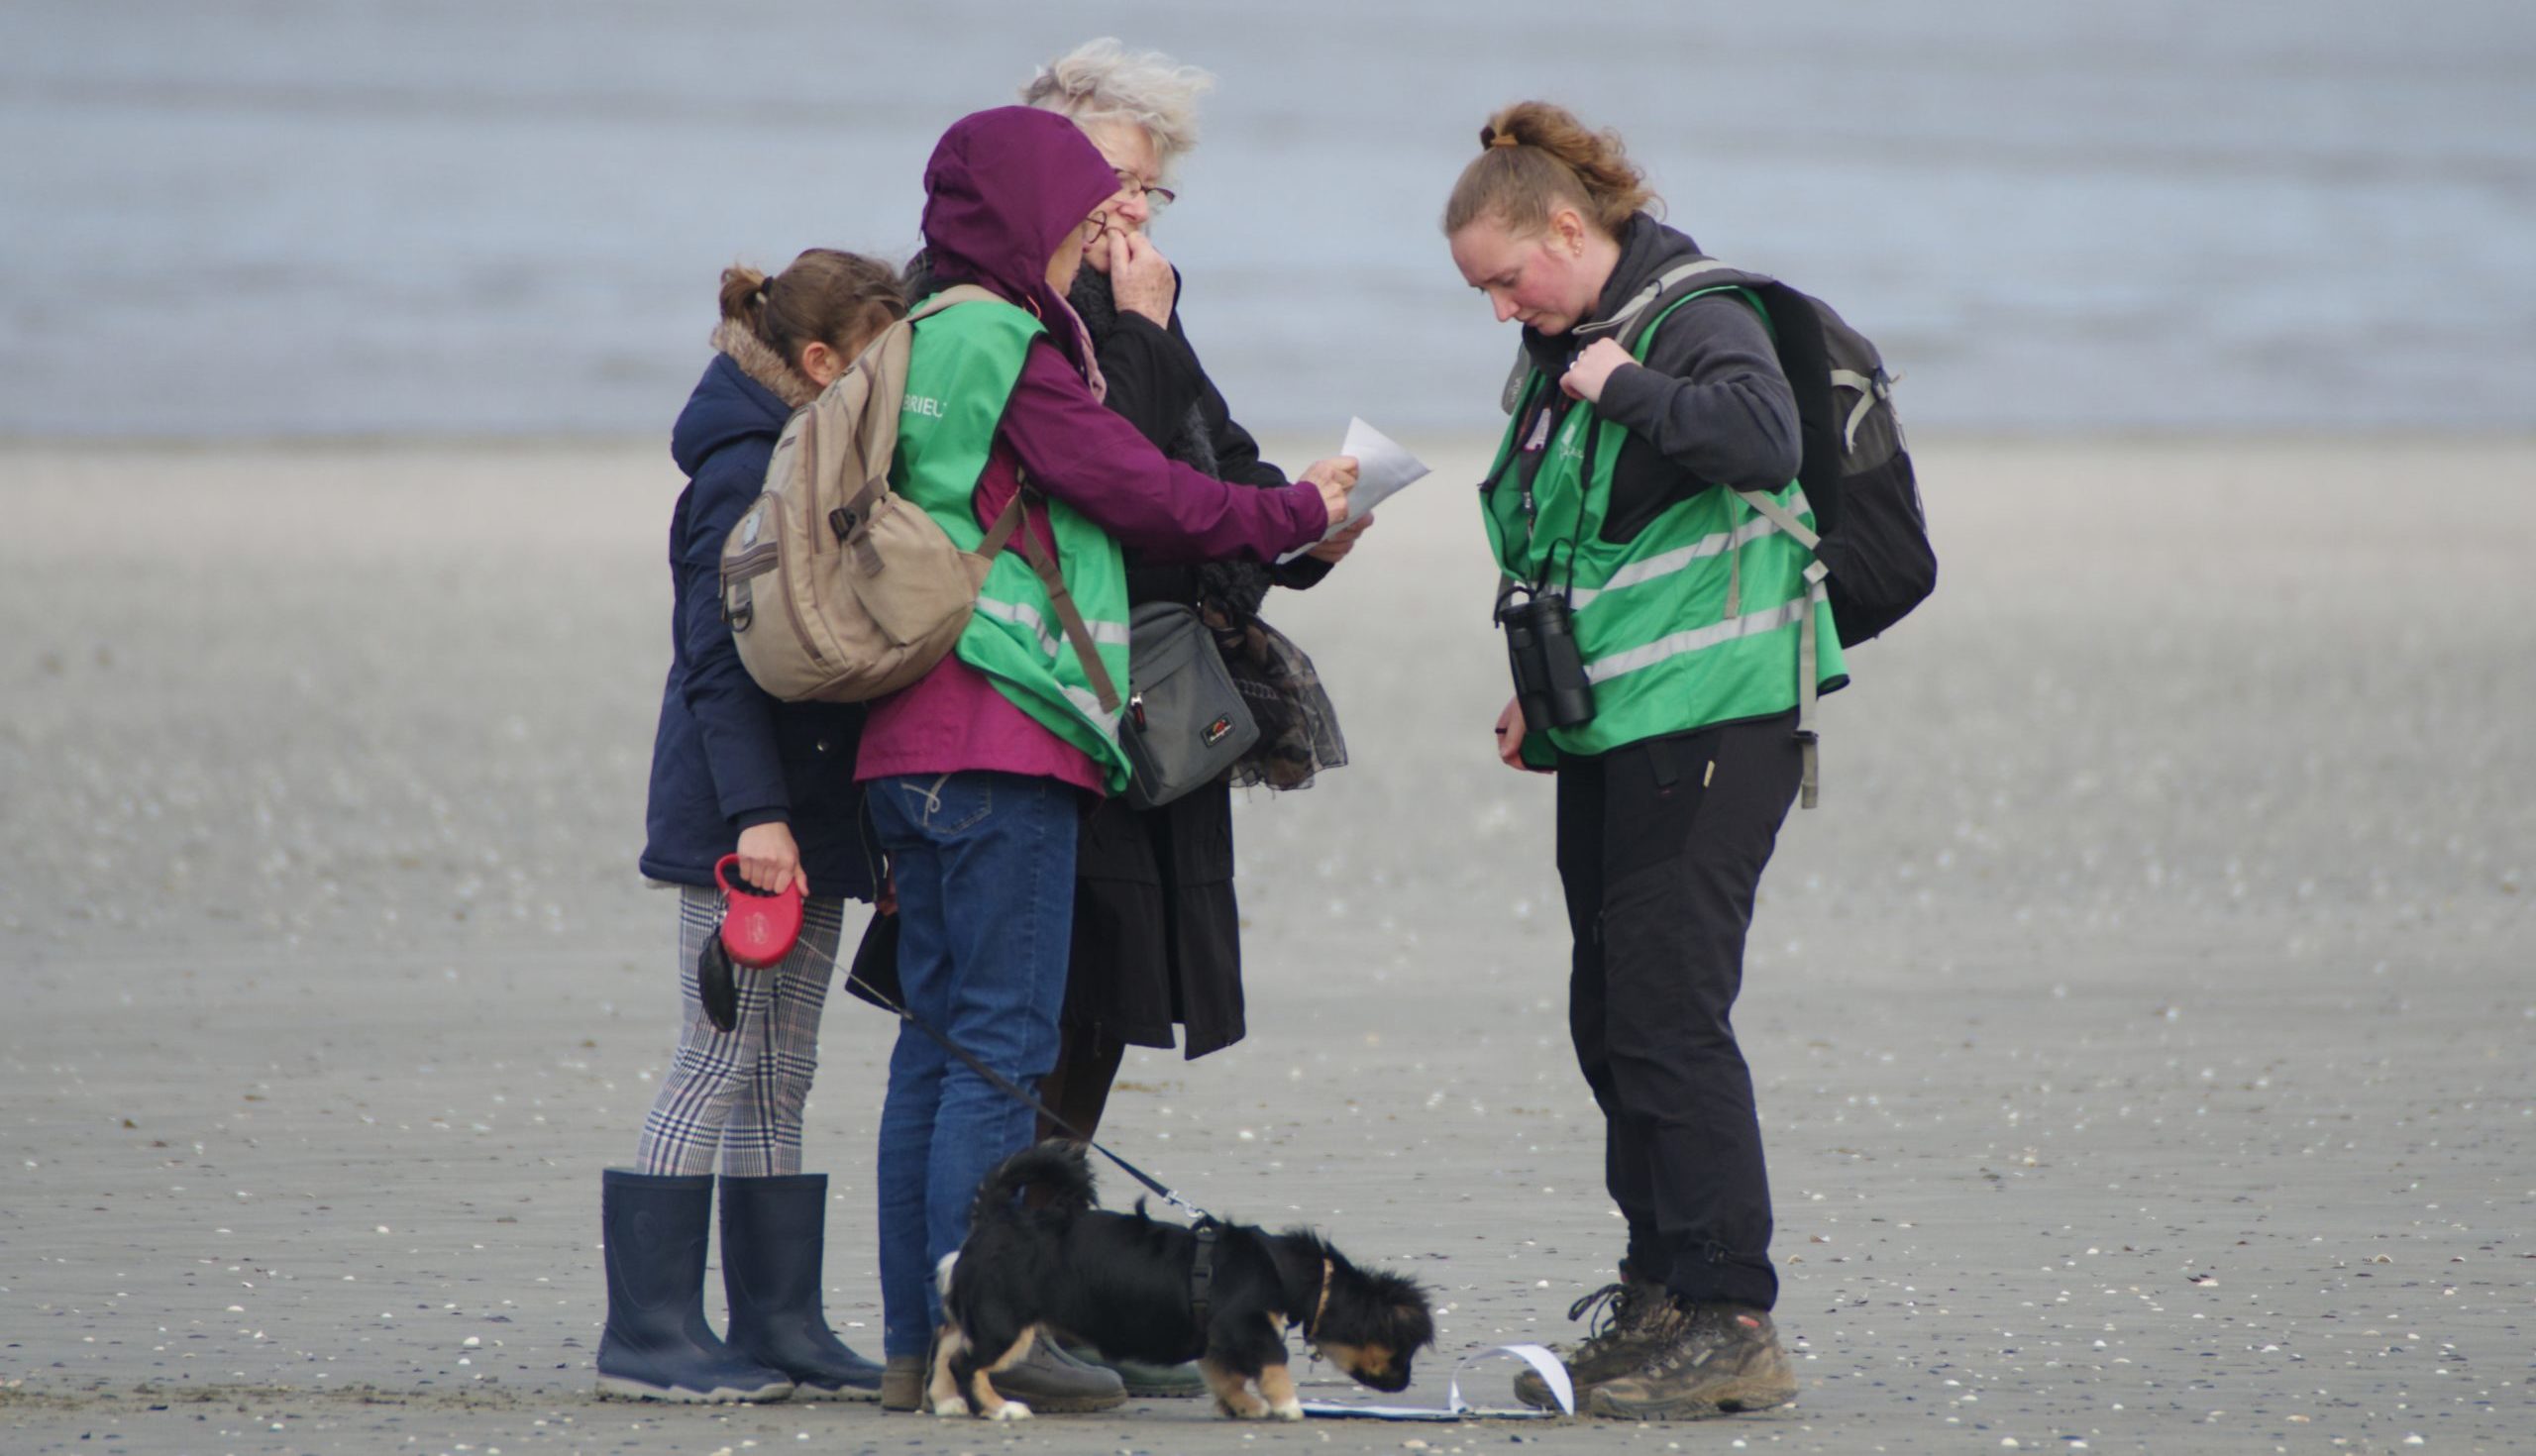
[640,351,879,900]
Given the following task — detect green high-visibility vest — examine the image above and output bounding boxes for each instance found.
[893,294,1135,793]
[1480,289,1847,769]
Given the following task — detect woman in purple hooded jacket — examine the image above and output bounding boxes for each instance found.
[859,107,1354,1412]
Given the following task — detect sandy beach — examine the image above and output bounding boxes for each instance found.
[2,435,2529,1455]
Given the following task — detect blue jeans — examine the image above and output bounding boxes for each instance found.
[868,771,1082,1358]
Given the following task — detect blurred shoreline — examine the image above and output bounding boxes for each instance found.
[10,1,2534,439]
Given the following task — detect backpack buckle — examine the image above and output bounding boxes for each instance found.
[828,505,859,541]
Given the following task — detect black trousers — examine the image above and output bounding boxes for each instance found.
[1556,711,1803,1311]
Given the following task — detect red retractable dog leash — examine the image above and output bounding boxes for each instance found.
[696,853,804,1032]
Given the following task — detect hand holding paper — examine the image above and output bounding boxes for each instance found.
[1333,416,1427,527]
[1305,512,1377,565]
[1300,454,1359,529]
[1281,418,1428,564]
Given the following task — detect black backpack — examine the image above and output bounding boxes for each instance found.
[1610,259,1937,647]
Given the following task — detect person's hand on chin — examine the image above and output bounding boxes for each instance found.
[1108,231,1178,327]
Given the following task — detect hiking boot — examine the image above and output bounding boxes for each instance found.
[1060,1337,1206,1399]
[1513,1269,1671,1410]
[977,1338,1125,1413]
[879,1353,926,1412]
[1583,1302,1797,1420]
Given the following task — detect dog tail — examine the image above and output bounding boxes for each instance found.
[972,1139,1097,1222]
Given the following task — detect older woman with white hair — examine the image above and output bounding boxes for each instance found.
[1027,36,1368,1395]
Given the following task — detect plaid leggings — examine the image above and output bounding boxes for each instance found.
[634,885,846,1178]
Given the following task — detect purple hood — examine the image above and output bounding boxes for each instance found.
[920,107,1116,376]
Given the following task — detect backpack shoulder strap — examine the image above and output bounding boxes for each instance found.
[904,282,1004,323]
[1591,257,1776,349]
[829,285,1034,574]
[1602,255,1832,810]
[907,291,1122,715]
[1733,485,1830,810]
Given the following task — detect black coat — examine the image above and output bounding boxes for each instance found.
[1062,272,1326,1059]
[639,349,879,901]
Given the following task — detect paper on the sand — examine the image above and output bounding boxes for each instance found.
[1277,416,1429,564]
[1297,1342,1572,1420]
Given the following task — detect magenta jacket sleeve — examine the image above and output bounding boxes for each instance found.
[998,340,1328,566]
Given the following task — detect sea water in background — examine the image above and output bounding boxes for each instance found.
[3,0,2531,438]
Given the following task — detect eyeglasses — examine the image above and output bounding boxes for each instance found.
[1112,169,1177,211]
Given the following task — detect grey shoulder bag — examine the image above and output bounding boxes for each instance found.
[1118,600,1259,809]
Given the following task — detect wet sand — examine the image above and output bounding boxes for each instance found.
[3,436,2530,1454]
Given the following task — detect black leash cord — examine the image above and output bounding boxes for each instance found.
[842,970,1214,1224]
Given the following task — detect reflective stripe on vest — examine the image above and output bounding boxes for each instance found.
[1479,288,1846,766]
[894,294,1134,792]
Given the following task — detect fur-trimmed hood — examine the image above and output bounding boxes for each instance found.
[708,317,819,410]
[671,338,796,483]
[646,337,879,904]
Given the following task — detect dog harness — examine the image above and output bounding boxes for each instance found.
[1190,1217,1221,1327]
[1189,1227,1334,1346]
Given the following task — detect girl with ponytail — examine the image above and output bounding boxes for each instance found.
[1445,102,1829,1422]
[599,248,903,1405]
[710,250,905,411]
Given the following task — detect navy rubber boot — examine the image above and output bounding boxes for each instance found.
[596,1171,794,1403]
[720,1173,885,1400]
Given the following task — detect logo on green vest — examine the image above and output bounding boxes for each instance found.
[902,394,945,419]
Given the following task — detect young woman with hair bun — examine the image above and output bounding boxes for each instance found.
[596,248,904,1404]
[1446,100,1844,1420]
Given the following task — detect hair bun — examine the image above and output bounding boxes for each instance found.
[1444,100,1659,239]
[718,264,773,324]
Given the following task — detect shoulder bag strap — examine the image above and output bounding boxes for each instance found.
[988,476,1124,715]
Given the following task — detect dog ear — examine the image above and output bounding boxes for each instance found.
[1363,1269,1437,1348]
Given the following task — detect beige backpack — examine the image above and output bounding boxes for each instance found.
[718,286,1030,703]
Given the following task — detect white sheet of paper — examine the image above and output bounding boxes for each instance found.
[1293,1343,1572,1421]
[1277,417,1430,564]
[1293,1404,1481,1421]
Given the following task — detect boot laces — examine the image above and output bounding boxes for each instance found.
[1564,1281,1652,1360]
[1565,1283,1632,1336]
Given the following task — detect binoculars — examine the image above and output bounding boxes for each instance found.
[1496,583,1596,731]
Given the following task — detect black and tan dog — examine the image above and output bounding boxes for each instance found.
[930,1141,1435,1420]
